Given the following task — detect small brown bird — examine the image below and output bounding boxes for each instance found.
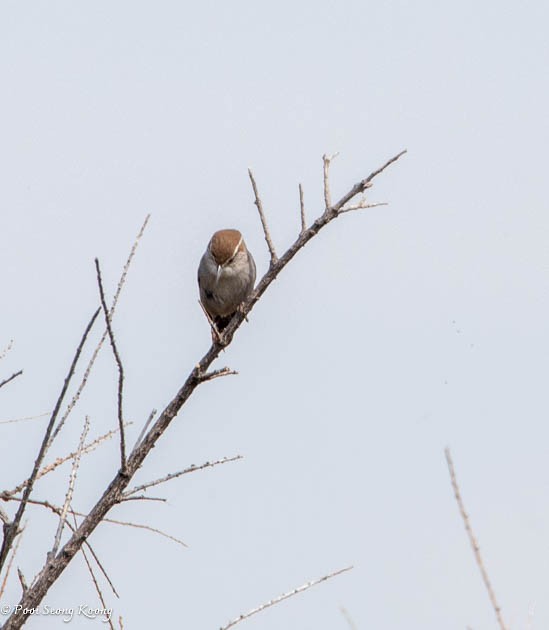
[198,229,256,331]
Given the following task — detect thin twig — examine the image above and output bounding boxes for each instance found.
[322,152,339,211]
[0,370,23,391]
[74,514,116,630]
[340,606,358,630]
[339,201,388,214]
[248,169,277,265]
[124,455,243,497]
[3,424,128,499]
[4,495,187,551]
[445,448,508,630]
[0,308,100,573]
[51,417,90,557]
[0,507,9,525]
[119,495,166,503]
[133,409,157,452]
[0,340,13,361]
[0,412,49,426]
[80,543,116,630]
[95,259,126,470]
[298,183,306,233]
[80,536,119,599]
[220,565,353,630]
[17,568,27,595]
[100,518,187,548]
[49,215,150,448]
[0,526,24,600]
[197,367,238,383]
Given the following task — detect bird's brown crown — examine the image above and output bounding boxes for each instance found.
[209,229,245,265]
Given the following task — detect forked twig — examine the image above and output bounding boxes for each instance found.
[445,448,508,630]
[95,259,126,470]
[219,566,353,630]
[248,169,277,265]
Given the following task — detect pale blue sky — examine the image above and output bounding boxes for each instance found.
[1,1,548,628]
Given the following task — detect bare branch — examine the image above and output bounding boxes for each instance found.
[298,183,306,233]
[322,152,339,211]
[51,417,90,557]
[248,169,278,265]
[445,448,508,630]
[197,367,238,383]
[95,259,127,470]
[0,307,99,573]
[49,214,150,448]
[219,565,353,630]
[0,370,23,391]
[1,153,403,629]
[124,455,244,497]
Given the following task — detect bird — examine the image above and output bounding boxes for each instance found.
[198,229,256,333]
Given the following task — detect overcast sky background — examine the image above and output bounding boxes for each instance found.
[1,1,548,629]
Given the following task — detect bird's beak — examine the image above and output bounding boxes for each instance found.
[215,264,222,284]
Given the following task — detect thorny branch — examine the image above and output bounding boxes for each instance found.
[0,151,405,629]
